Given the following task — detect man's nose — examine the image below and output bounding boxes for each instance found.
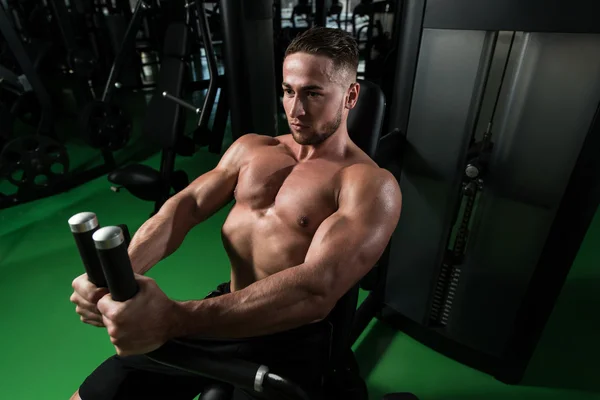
[289,96,305,118]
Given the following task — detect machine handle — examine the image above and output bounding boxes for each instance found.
[92,226,139,301]
[68,212,107,287]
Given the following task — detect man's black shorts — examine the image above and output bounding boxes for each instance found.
[78,282,333,400]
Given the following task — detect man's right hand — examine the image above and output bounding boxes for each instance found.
[70,274,109,328]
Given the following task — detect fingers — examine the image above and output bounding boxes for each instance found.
[73,295,99,313]
[90,287,110,303]
[71,274,109,327]
[71,293,104,326]
[97,293,125,322]
[72,274,110,303]
[80,313,105,327]
[103,316,128,353]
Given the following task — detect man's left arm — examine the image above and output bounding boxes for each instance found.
[98,165,402,355]
[169,165,402,339]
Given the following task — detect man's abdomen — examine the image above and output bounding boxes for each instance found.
[221,203,315,291]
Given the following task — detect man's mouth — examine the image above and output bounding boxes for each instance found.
[291,122,309,129]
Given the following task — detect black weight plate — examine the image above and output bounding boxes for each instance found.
[0,134,70,189]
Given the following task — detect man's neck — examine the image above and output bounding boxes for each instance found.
[295,129,350,162]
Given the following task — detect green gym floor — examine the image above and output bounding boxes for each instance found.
[1,90,599,400]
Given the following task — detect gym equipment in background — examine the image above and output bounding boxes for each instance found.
[0,2,72,209]
[46,0,96,110]
[107,0,225,216]
[78,0,153,152]
[0,3,54,138]
[1,1,222,211]
[353,0,396,82]
[354,0,600,385]
[0,134,69,191]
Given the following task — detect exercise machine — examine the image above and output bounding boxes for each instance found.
[78,0,153,152]
[353,0,600,385]
[0,1,116,210]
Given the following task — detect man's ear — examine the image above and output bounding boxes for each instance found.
[346,82,360,110]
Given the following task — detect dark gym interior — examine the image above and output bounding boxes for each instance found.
[1,0,600,399]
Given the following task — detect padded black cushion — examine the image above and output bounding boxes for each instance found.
[108,164,163,201]
[348,79,385,159]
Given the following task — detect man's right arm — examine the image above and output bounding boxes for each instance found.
[71,134,265,328]
[127,133,261,275]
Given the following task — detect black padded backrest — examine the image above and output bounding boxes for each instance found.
[348,79,385,159]
[164,22,189,57]
[325,80,386,368]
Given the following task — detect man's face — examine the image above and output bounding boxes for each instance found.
[282,53,354,146]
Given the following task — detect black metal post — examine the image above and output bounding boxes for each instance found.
[209,86,230,154]
[102,0,147,102]
[220,0,278,139]
[315,0,327,26]
[194,0,219,132]
[385,0,426,135]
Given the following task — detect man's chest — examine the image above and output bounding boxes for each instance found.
[234,153,342,229]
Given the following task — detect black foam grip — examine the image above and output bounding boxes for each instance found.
[118,224,131,247]
[96,242,139,302]
[72,229,107,287]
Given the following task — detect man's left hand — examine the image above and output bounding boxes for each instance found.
[97,275,177,356]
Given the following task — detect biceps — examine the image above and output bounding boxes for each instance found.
[302,213,390,300]
[305,213,387,274]
[182,167,237,222]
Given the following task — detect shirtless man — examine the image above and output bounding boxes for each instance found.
[69,27,402,399]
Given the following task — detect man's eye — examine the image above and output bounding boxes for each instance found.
[284,89,294,95]
[308,92,320,97]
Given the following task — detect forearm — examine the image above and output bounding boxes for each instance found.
[128,196,198,275]
[169,264,331,339]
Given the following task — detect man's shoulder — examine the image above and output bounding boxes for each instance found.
[232,133,280,150]
[340,161,394,183]
[338,162,401,203]
[220,134,280,167]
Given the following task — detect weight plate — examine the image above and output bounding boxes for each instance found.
[0,134,70,189]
